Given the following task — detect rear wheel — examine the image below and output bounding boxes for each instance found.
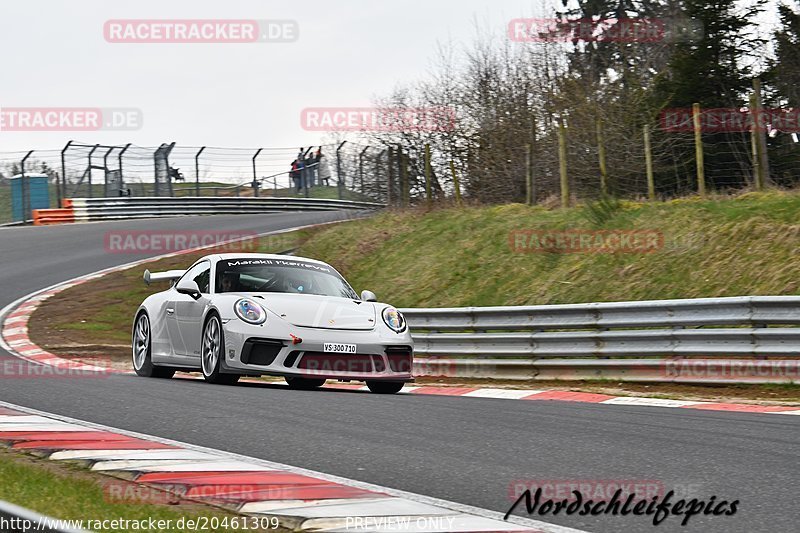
[132,312,175,379]
[285,376,326,390]
[201,314,240,385]
[366,381,404,394]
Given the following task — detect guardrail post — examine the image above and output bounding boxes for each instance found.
[195,146,205,197]
[336,141,347,200]
[20,151,34,223]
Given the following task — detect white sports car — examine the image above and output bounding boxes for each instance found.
[132,253,414,394]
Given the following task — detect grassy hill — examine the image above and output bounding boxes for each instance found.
[297,191,800,307]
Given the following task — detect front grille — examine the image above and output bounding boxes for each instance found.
[386,346,413,373]
[297,352,374,373]
[241,339,284,366]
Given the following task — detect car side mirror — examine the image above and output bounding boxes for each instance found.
[361,290,377,302]
[176,279,201,300]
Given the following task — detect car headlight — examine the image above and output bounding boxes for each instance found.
[234,298,267,325]
[382,307,406,333]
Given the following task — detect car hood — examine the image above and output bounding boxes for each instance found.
[242,293,377,331]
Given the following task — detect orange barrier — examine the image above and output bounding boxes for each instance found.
[32,208,75,226]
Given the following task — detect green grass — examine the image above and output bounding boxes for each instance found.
[0,451,277,532]
[296,190,800,307]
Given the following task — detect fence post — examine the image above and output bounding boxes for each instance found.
[450,159,461,206]
[644,124,655,200]
[387,147,394,207]
[60,141,73,206]
[397,145,408,207]
[336,141,346,200]
[21,151,33,223]
[359,146,369,197]
[118,143,131,196]
[525,144,533,205]
[692,103,706,197]
[195,146,205,197]
[424,143,432,205]
[596,117,608,195]
[252,148,263,198]
[557,118,569,208]
[752,79,769,191]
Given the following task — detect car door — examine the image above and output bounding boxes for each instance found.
[176,261,211,360]
[166,261,209,358]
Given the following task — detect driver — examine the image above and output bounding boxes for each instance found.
[220,271,240,293]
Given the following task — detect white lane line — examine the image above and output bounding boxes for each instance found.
[0,399,586,533]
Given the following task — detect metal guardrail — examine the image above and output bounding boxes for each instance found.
[0,500,88,533]
[402,296,800,384]
[32,196,383,224]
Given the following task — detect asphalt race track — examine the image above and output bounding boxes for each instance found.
[1,213,798,533]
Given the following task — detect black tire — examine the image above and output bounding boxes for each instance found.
[366,381,404,394]
[201,314,240,385]
[132,312,175,379]
[285,376,326,390]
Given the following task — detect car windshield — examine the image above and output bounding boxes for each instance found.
[216,258,358,299]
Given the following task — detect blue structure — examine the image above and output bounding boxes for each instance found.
[10,173,50,222]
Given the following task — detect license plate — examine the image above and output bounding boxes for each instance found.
[324,343,357,354]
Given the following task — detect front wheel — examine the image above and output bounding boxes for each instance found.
[285,376,326,390]
[201,314,240,385]
[132,312,175,379]
[366,381,404,394]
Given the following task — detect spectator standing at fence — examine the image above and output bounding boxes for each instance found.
[305,151,316,187]
[291,159,300,191]
[317,148,331,186]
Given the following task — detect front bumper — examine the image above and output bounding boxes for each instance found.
[221,318,414,382]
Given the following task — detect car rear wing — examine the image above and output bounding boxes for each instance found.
[143,269,185,286]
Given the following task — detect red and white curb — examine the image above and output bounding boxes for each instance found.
[0,401,580,533]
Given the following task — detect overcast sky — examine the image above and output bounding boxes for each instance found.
[0,0,558,154]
